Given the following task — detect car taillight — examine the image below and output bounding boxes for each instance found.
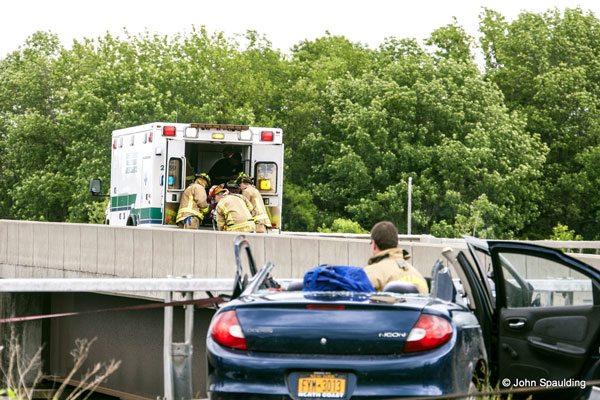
[403,314,452,353]
[210,310,247,350]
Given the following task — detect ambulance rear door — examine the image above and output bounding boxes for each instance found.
[251,141,284,229]
[163,138,186,225]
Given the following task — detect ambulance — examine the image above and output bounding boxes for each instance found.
[90,122,283,230]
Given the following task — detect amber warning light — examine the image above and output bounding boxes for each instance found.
[259,179,272,191]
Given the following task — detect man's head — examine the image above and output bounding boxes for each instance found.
[227,152,242,166]
[194,173,211,187]
[370,221,398,254]
[209,185,228,202]
[236,173,253,190]
[222,146,234,159]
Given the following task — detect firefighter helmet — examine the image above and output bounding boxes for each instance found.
[208,185,227,200]
[235,172,253,185]
[195,173,211,187]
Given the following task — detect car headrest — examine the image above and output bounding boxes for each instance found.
[286,280,304,291]
[383,280,419,294]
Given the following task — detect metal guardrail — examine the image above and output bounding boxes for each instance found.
[0,278,234,292]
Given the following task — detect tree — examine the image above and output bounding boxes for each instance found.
[289,36,547,238]
[426,18,475,62]
[480,7,600,238]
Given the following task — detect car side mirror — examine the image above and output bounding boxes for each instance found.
[89,178,108,197]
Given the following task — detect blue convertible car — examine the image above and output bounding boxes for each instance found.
[207,236,600,399]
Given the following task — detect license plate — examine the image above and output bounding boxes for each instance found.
[297,372,346,398]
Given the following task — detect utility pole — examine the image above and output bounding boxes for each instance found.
[408,177,412,235]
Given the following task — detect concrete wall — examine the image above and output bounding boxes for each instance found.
[2,220,600,283]
[0,220,460,282]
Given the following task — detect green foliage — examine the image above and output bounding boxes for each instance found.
[426,18,475,61]
[550,223,583,241]
[318,218,368,234]
[281,183,318,232]
[0,28,289,223]
[2,9,600,240]
[0,389,17,399]
[479,7,600,239]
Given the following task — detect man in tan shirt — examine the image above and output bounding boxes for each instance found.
[364,221,428,293]
[236,173,271,233]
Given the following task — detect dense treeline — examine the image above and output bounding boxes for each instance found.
[0,8,598,239]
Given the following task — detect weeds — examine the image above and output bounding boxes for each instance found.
[0,326,121,400]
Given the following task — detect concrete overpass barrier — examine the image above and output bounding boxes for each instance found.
[3,220,600,282]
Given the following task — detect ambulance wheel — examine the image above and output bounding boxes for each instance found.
[127,215,138,226]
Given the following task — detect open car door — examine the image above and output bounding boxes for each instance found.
[460,236,600,397]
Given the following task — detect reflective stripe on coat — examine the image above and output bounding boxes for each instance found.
[241,186,271,233]
[215,194,256,232]
[176,180,209,224]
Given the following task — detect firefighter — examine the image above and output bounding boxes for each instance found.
[209,185,256,232]
[364,221,428,293]
[176,173,211,229]
[236,173,271,233]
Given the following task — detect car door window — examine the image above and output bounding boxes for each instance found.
[469,247,496,309]
[497,251,594,308]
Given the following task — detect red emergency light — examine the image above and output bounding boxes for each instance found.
[163,126,176,137]
[261,131,274,141]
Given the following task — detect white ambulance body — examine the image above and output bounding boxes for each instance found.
[105,122,283,229]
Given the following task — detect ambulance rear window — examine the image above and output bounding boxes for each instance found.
[255,162,277,194]
[168,158,183,190]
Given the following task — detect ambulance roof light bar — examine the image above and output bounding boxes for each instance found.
[191,123,249,132]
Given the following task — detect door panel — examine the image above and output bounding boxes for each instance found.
[489,243,600,385]
[499,306,599,382]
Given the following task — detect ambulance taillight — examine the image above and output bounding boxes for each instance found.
[261,131,274,141]
[163,126,176,137]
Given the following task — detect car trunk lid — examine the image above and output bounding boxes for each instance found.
[235,300,424,355]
